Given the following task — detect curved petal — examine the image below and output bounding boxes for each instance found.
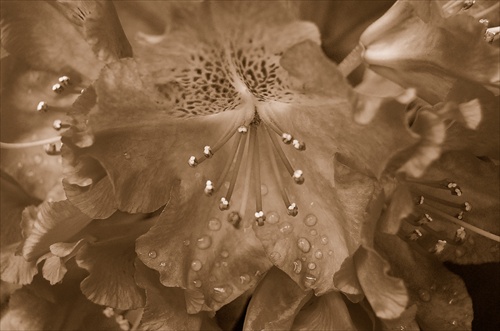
[376,233,473,330]
[136,183,272,312]
[0,1,102,79]
[360,0,500,103]
[0,243,37,285]
[243,267,312,331]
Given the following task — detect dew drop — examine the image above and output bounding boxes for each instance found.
[267,211,280,224]
[148,250,157,259]
[418,288,431,302]
[310,229,317,236]
[26,171,34,177]
[293,259,302,274]
[220,250,229,258]
[191,260,202,271]
[261,184,268,196]
[279,222,293,234]
[183,239,191,246]
[314,250,323,259]
[212,286,233,302]
[33,155,43,164]
[328,250,333,256]
[304,214,317,227]
[270,251,281,263]
[123,152,131,160]
[16,162,23,169]
[304,274,317,287]
[320,235,329,245]
[297,238,311,253]
[159,261,167,267]
[193,280,202,288]
[301,256,307,261]
[222,261,228,267]
[451,320,457,326]
[196,236,212,250]
[448,298,455,305]
[208,218,222,231]
[239,274,250,284]
[307,262,316,270]
[455,247,465,257]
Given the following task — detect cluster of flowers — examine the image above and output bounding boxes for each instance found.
[0,1,498,330]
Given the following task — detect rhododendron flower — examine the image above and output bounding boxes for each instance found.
[1,1,498,330]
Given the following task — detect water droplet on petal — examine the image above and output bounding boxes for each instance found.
[159,261,166,267]
[17,162,23,169]
[418,288,431,302]
[148,250,157,259]
[208,218,221,231]
[261,184,268,196]
[328,250,333,256]
[33,155,43,164]
[304,214,317,227]
[212,286,233,303]
[191,260,202,271]
[310,229,317,236]
[455,247,465,257]
[193,280,202,288]
[196,236,212,249]
[279,222,293,234]
[307,262,316,270]
[267,211,280,224]
[123,152,131,159]
[270,251,281,263]
[314,250,323,259]
[222,261,228,267]
[320,235,329,245]
[304,274,317,287]
[297,238,311,253]
[220,250,229,258]
[293,259,302,274]
[239,274,250,284]
[183,239,191,246]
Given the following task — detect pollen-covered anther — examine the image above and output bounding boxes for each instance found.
[292,139,306,151]
[237,126,248,134]
[219,197,230,211]
[44,143,61,156]
[58,75,71,87]
[455,227,467,243]
[408,229,423,241]
[204,180,214,196]
[52,119,70,131]
[462,0,475,10]
[431,240,447,254]
[52,83,64,94]
[36,101,48,112]
[418,195,425,205]
[463,201,472,212]
[281,133,293,144]
[417,213,433,225]
[485,27,500,43]
[188,156,198,167]
[293,170,305,184]
[255,211,266,226]
[203,146,213,158]
[287,203,298,217]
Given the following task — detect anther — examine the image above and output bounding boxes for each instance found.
[287,203,298,217]
[455,227,467,243]
[188,156,198,167]
[237,126,248,134]
[52,83,64,94]
[203,146,213,158]
[479,18,489,27]
[462,0,475,10]
[485,27,500,43]
[37,101,49,112]
[431,240,447,254]
[293,170,305,185]
[227,211,241,228]
[408,229,423,241]
[281,133,293,144]
[418,196,425,205]
[58,76,71,87]
[255,211,266,226]
[292,139,306,151]
[204,180,214,196]
[219,197,230,211]
[417,213,433,225]
[44,143,61,156]
[52,120,70,131]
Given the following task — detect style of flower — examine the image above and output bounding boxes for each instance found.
[1,0,498,330]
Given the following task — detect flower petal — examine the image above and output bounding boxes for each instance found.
[21,200,93,261]
[353,246,409,320]
[376,233,473,330]
[134,261,217,331]
[0,1,102,79]
[0,243,38,285]
[136,183,272,312]
[243,267,312,331]
[54,0,133,62]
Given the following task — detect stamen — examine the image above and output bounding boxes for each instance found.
[485,27,500,43]
[293,170,304,185]
[455,227,467,243]
[52,83,64,94]
[250,125,265,224]
[419,204,500,242]
[52,119,71,131]
[281,133,293,145]
[44,143,62,156]
[414,192,472,212]
[0,136,61,149]
[227,211,241,228]
[219,197,230,211]
[58,75,71,86]
[188,156,198,167]
[431,240,447,254]
[204,180,214,196]
[416,213,433,226]
[287,203,298,217]
[408,229,423,241]
[255,211,266,226]
[405,178,462,196]
[292,139,306,151]
[203,146,213,158]
[265,123,303,183]
[462,0,475,10]
[479,18,489,27]
[36,101,67,113]
[473,2,500,20]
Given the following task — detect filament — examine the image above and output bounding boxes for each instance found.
[0,136,61,149]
